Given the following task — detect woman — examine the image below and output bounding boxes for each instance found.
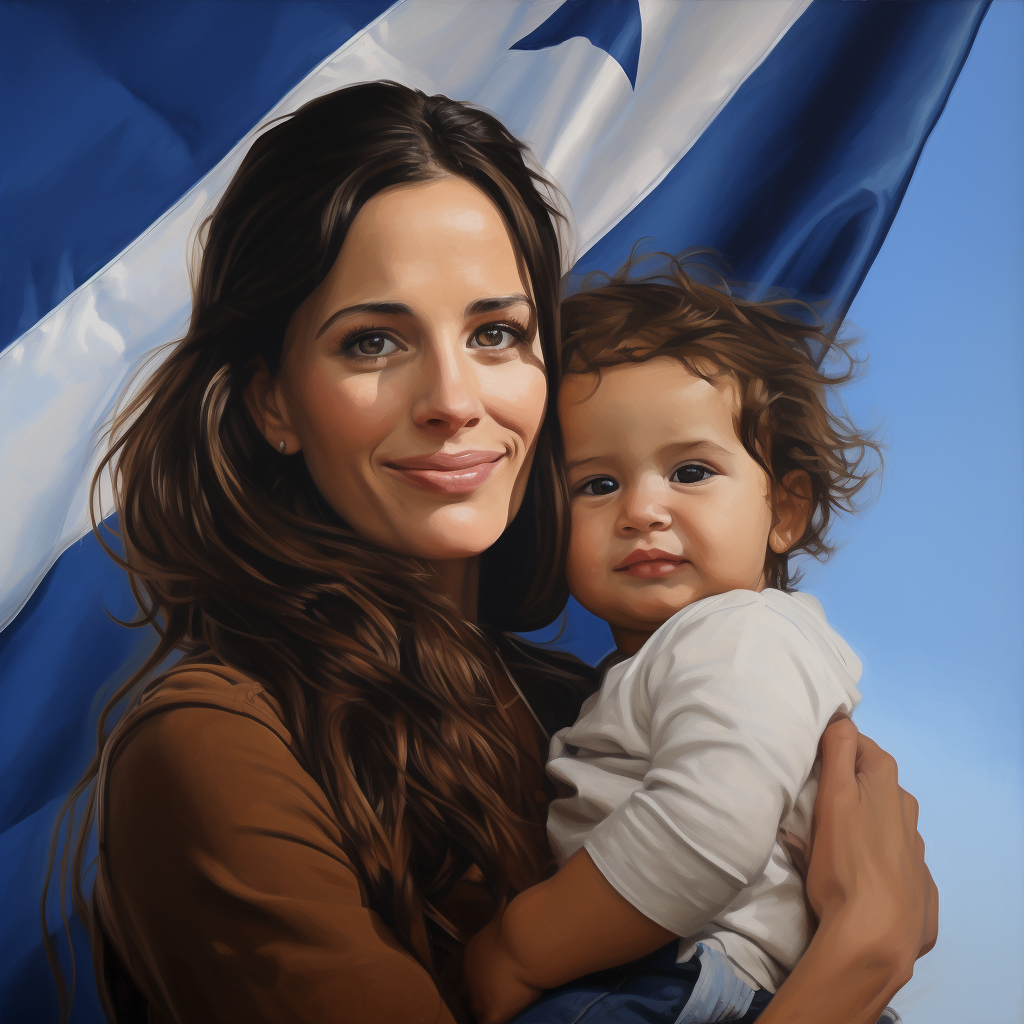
[52,82,935,1024]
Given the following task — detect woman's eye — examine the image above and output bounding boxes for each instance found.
[344,332,400,358]
[671,463,715,484]
[579,477,619,496]
[470,324,522,350]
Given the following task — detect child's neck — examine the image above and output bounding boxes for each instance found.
[610,625,656,658]
[609,576,773,658]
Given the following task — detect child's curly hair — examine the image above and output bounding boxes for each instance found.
[559,254,881,590]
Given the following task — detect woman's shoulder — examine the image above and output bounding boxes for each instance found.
[103,660,293,773]
[97,661,340,861]
[134,663,290,737]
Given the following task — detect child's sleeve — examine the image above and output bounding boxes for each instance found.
[582,590,859,939]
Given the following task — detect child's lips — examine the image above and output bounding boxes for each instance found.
[613,549,688,578]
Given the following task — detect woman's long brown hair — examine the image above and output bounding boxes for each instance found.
[45,82,571,1018]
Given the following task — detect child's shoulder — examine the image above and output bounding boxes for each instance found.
[637,588,861,688]
[652,587,825,637]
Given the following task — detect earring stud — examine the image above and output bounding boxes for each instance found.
[279,440,286,453]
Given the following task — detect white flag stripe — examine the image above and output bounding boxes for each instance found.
[0,0,809,631]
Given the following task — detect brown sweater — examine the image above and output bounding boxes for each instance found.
[92,647,596,1024]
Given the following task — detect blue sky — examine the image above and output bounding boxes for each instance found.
[804,4,1023,1019]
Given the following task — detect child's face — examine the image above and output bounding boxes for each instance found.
[560,356,777,652]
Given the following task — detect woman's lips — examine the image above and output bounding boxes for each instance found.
[384,450,506,494]
[614,548,688,579]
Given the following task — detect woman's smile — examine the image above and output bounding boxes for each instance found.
[384,448,507,494]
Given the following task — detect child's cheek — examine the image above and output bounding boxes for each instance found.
[564,504,590,591]
[566,505,610,620]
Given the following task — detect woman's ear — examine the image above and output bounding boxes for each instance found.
[769,469,812,554]
[243,358,302,455]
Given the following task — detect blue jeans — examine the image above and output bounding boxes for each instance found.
[509,942,903,1024]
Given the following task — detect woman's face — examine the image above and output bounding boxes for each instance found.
[249,177,547,561]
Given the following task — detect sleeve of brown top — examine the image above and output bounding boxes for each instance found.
[101,703,457,1024]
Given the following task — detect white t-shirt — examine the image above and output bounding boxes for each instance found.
[546,589,862,992]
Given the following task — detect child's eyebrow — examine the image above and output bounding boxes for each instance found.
[565,439,732,473]
[565,453,612,472]
[662,439,732,459]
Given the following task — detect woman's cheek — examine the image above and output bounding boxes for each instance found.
[312,371,399,452]
[484,360,547,446]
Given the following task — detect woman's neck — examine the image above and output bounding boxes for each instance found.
[428,557,481,621]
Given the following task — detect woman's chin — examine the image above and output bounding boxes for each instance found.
[399,508,507,562]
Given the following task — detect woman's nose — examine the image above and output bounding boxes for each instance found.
[412,341,484,434]
[615,480,672,535]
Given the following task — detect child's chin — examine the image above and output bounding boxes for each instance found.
[632,588,704,627]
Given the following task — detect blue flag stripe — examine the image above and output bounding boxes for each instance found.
[569,0,990,328]
[511,0,644,89]
[0,0,393,355]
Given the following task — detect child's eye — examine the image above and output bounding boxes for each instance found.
[579,476,619,496]
[671,463,716,484]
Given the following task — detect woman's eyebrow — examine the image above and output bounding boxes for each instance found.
[315,301,414,338]
[464,293,532,317]
[315,295,531,338]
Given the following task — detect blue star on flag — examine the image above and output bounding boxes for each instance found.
[511,0,644,88]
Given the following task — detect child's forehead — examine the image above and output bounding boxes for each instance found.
[558,355,745,454]
[559,355,740,417]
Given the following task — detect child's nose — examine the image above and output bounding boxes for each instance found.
[616,482,672,535]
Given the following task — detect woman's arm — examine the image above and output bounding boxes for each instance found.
[465,719,937,1024]
[758,719,938,1024]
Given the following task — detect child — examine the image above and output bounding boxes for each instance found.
[464,260,890,1024]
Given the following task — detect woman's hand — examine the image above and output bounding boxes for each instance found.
[462,913,542,1024]
[767,718,938,1024]
[806,718,937,966]
[765,720,937,1024]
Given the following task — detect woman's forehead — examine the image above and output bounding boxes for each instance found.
[316,178,530,315]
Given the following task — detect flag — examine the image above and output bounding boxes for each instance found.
[0,2,988,1019]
